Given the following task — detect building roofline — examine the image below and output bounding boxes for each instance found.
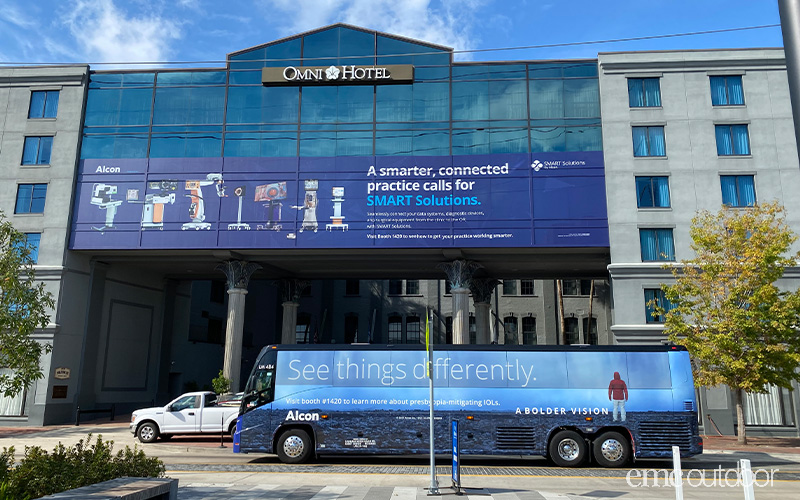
[227,22,454,60]
[598,46,784,56]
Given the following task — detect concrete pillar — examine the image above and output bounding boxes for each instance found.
[281,301,299,344]
[216,260,261,393]
[451,288,470,344]
[469,278,498,344]
[437,259,483,345]
[474,302,491,344]
[277,279,310,344]
[222,288,247,392]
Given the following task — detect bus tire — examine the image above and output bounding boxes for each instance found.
[277,429,312,464]
[592,431,630,467]
[548,430,587,467]
[136,422,159,443]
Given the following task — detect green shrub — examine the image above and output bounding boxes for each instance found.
[212,369,231,395]
[0,447,12,484]
[5,434,164,499]
[0,481,29,500]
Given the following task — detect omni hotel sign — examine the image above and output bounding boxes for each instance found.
[262,64,414,86]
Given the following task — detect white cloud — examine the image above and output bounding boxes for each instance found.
[258,0,486,59]
[63,0,182,67]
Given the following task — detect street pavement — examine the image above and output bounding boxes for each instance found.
[2,420,799,499]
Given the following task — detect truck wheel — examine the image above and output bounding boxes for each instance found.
[548,430,587,467]
[136,422,159,443]
[593,431,630,468]
[277,429,312,464]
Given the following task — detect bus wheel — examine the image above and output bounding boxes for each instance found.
[548,430,587,467]
[593,431,630,467]
[277,429,312,464]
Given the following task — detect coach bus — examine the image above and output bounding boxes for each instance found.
[233,344,702,467]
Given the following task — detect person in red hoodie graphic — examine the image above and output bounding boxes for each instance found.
[608,371,628,421]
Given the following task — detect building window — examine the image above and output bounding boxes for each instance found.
[522,316,536,345]
[295,313,312,344]
[405,280,419,295]
[710,75,744,106]
[15,233,41,264]
[388,315,402,343]
[502,280,517,295]
[520,279,534,295]
[22,136,53,165]
[628,78,661,107]
[721,175,756,207]
[632,126,666,157]
[564,317,579,345]
[407,316,421,344]
[445,316,452,344]
[29,90,59,118]
[583,317,598,345]
[0,369,25,416]
[344,314,358,343]
[345,279,359,296]
[580,279,595,296]
[644,288,673,323]
[745,385,796,426]
[640,228,675,262]
[503,316,518,345]
[15,184,47,214]
[210,280,225,304]
[444,281,452,295]
[389,280,403,295]
[562,279,578,296]
[715,124,750,156]
[636,176,670,208]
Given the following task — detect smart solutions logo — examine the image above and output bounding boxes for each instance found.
[531,158,588,172]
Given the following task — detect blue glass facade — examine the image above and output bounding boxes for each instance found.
[72,26,607,252]
[81,26,601,159]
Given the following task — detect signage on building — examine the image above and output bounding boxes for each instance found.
[262,64,414,85]
[71,152,609,251]
[54,367,71,380]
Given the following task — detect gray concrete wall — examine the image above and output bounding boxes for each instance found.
[0,66,88,425]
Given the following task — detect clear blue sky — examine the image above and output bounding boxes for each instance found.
[0,0,785,68]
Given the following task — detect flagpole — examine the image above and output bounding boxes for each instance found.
[427,308,439,495]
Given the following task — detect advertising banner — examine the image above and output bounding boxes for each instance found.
[70,152,608,250]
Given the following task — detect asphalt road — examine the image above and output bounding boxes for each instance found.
[2,421,799,499]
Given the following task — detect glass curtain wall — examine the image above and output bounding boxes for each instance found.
[82,26,602,159]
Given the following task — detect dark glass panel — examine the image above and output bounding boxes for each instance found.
[489,64,527,79]
[452,81,489,121]
[528,64,563,78]
[376,85,412,122]
[413,83,449,122]
[563,62,598,77]
[452,128,489,155]
[336,130,373,156]
[452,65,489,80]
[490,128,528,153]
[266,38,302,67]
[337,86,373,123]
[489,80,527,120]
[376,130,413,155]
[302,27,339,66]
[339,28,375,65]
[531,125,566,153]
[301,87,337,123]
[564,79,600,118]
[299,131,336,156]
[413,129,449,155]
[529,80,563,118]
[565,125,602,151]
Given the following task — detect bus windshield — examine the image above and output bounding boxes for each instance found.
[240,350,276,413]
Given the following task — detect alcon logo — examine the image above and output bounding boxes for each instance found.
[285,410,320,421]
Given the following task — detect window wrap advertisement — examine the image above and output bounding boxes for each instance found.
[70,152,608,250]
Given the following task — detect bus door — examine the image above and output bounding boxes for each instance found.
[240,360,277,450]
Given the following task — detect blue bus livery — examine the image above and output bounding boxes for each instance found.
[234,344,702,467]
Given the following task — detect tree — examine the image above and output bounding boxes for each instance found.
[656,201,800,444]
[0,211,54,399]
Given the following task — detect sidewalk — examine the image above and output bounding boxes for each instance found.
[701,435,800,455]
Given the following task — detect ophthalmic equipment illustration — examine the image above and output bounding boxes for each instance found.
[326,186,348,231]
[254,182,287,231]
[140,180,177,230]
[228,185,251,231]
[182,173,226,231]
[291,179,319,233]
[90,183,123,233]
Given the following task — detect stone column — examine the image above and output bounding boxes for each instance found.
[470,278,498,344]
[217,260,261,393]
[281,301,299,344]
[437,260,482,345]
[277,279,311,344]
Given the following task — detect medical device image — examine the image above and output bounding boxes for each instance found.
[292,179,319,233]
[228,186,251,230]
[141,180,177,230]
[90,183,123,233]
[254,182,287,231]
[326,186,348,231]
[182,174,225,231]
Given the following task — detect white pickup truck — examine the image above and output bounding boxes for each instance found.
[130,391,239,443]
